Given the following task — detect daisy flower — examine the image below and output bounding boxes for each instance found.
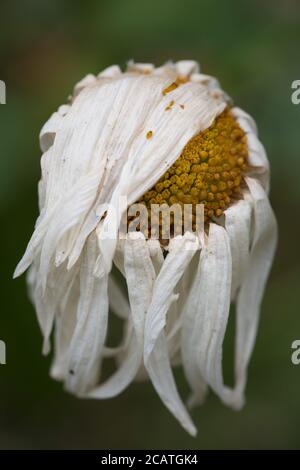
[14,60,277,436]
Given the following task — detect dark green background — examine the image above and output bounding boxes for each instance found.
[0,0,299,449]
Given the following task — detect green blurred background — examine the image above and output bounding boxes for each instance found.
[0,0,299,449]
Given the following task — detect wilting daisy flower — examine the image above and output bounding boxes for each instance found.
[14,60,277,436]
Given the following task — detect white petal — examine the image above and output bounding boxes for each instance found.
[181,249,208,407]
[27,257,79,355]
[233,177,277,407]
[88,233,155,398]
[225,199,252,300]
[144,233,199,436]
[113,239,126,275]
[166,304,182,366]
[73,73,98,97]
[168,250,200,368]
[190,73,220,89]
[152,62,177,79]
[232,107,270,192]
[147,239,164,275]
[50,272,80,380]
[39,171,101,290]
[65,234,109,396]
[127,61,155,74]
[175,60,200,77]
[39,105,70,153]
[190,73,231,103]
[97,65,122,79]
[231,106,258,134]
[182,224,234,407]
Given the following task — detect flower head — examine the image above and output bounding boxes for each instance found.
[14,60,277,436]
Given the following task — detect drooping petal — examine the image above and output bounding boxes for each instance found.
[27,256,80,355]
[144,233,199,436]
[88,233,155,399]
[50,272,80,380]
[168,249,200,367]
[225,199,252,300]
[180,248,208,408]
[232,107,270,193]
[39,104,70,153]
[39,172,102,290]
[147,239,164,275]
[182,223,234,408]
[65,233,109,396]
[233,176,277,407]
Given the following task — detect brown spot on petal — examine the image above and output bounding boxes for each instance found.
[146,131,153,139]
[162,82,178,95]
[165,100,175,111]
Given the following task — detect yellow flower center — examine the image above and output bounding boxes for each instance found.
[131,107,248,240]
